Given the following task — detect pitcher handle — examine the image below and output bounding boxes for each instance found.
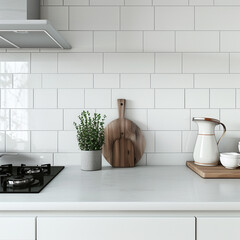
[217,122,226,145]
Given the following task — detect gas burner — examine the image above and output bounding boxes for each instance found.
[0,164,64,193]
[6,175,36,189]
[17,164,51,176]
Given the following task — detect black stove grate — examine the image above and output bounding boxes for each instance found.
[0,164,64,193]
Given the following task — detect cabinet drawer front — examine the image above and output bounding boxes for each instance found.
[0,217,35,240]
[197,217,240,240]
[38,217,195,240]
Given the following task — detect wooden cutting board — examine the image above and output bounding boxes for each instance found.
[187,161,240,179]
[102,99,145,168]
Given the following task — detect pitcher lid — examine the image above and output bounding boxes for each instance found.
[192,117,220,124]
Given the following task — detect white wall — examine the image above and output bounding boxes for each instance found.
[0,0,240,165]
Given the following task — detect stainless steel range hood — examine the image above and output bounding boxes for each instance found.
[0,0,71,49]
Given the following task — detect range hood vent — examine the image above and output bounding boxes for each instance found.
[0,0,71,49]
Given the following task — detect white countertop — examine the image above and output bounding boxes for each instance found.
[1,166,240,211]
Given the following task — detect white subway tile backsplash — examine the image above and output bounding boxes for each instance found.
[6,131,30,152]
[40,6,68,30]
[195,74,240,88]
[121,7,154,30]
[195,7,240,30]
[154,0,188,4]
[155,53,181,73]
[64,109,95,130]
[58,131,79,152]
[70,7,119,30]
[0,110,9,130]
[44,0,63,5]
[121,74,150,88]
[64,0,88,5]
[236,89,240,108]
[155,89,184,108]
[31,131,57,152]
[189,0,213,5]
[218,131,240,153]
[210,89,235,108]
[0,53,30,74]
[185,89,209,108]
[156,131,181,153]
[221,32,240,52]
[221,109,240,130]
[182,131,197,153]
[148,109,190,130]
[0,74,12,88]
[94,74,119,88]
[90,0,124,5]
[34,89,58,108]
[215,0,240,5]
[85,89,111,108]
[13,74,41,88]
[183,53,229,73]
[0,132,5,152]
[104,53,154,73]
[142,131,154,152]
[117,31,143,52]
[1,89,33,109]
[94,31,116,52]
[155,7,194,30]
[58,53,102,73]
[125,109,148,130]
[112,89,154,108]
[151,74,193,88]
[125,0,152,5]
[58,89,84,108]
[230,54,240,73]
[176,31,219,52]
[11,109,63,130]
[144,31,175,52]
[2,3,240,165]
[59,31,93,52]
[31,53,57,73]
[191,109,220,130]
[42,74,93,88]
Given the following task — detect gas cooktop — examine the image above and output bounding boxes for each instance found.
[0,164,64,193]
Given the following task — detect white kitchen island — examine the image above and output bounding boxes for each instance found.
[1,166,240,240]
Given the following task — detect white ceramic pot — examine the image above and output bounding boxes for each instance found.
[81,150,102,171]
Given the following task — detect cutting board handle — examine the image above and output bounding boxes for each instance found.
[118,99,126,119]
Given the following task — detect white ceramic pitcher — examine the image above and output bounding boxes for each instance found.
[193,117,226,166]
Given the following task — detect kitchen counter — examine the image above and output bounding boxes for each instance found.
[0,165,240,212]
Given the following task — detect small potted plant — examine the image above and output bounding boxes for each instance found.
[74,111,106,171]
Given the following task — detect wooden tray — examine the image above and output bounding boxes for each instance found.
[186,161,240,179]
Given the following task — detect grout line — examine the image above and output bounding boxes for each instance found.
[194,6,195,31]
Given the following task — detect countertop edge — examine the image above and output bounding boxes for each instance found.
[1,202,240,211]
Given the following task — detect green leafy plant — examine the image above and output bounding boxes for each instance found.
[73,111,106,151]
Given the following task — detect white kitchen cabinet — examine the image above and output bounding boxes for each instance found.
[197,217,240,240]
[0,217,35,240]
[37,217,195,240]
